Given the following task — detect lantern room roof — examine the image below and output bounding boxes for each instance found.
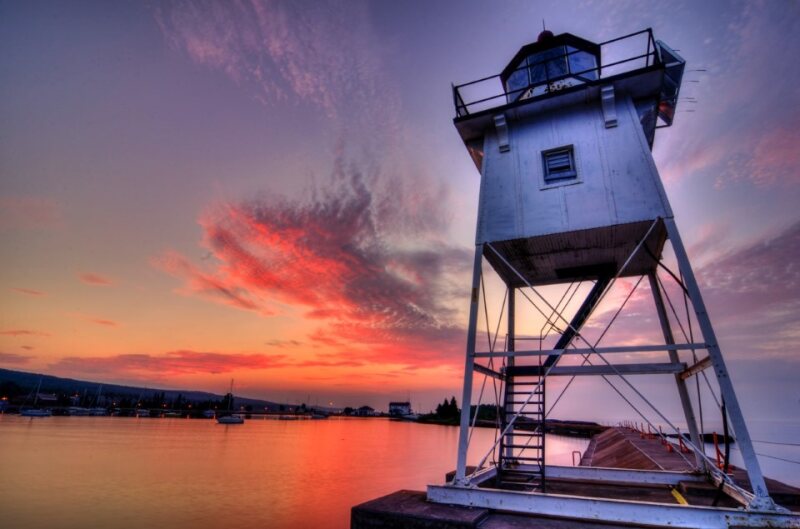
[500,33,601,85]
[451,28,685,170]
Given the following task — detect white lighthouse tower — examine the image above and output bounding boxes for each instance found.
[427,28,799,528]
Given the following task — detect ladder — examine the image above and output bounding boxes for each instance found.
[498,368,546,491]
[496,275,612,492]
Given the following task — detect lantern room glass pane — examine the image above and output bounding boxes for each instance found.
[567,46,598,80]
[529,47,568,84]
[505,63,529,102]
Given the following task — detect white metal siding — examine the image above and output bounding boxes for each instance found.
[476,95,670,245]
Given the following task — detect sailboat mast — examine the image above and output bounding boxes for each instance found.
[33,379,42,406]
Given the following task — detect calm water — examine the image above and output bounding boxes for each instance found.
[0,416,588,529]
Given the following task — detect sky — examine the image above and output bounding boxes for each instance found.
[1,0,799,432]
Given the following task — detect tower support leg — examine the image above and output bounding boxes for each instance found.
[454,245,484,484]
[648,272,706,471]
[664,217,774,510]
[503,286,515,462]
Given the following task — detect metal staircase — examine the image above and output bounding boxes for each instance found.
[498,369,546,490]
[496,276,612,492]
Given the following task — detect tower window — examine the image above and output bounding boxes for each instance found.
[542,146,577,184]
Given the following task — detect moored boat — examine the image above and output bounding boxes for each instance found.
[20,408,52,417]
[217,414,244,424]
[216,379,244,425]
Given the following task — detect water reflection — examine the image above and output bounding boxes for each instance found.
[0,416,588,529]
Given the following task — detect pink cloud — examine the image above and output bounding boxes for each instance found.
[52,350,290,376]
[157,156,468,368]
[89,318,119,327]
[153,1,381,118]
[697,220,800,320]
[0,352,31,365]
[79,273,113,286]
[747,125,800,187]
[49,350,367,378]
[154,250,267,314]
[265,339,302,348]
[11,287,46,296]
[67,313,121,328]
[0,196,62,231]
[578,221,800,361]
[0,329,51,337]
[685,221,733,266]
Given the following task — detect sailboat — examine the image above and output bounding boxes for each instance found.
[20,378,52,417]
[216,379,244,424]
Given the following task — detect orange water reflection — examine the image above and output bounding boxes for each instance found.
[0,416,589,529]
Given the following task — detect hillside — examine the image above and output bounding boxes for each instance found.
[0,367,284,410]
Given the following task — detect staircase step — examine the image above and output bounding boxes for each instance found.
[498,472,544,480]
[503,455,543,462]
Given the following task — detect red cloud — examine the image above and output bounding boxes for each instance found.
[157,158,469,368]
[49,350,370,377]
[0,329,51,337]
[79,273,113,286]
[154,250,267,314]
[52,350,290,376]
[11,287,46,296]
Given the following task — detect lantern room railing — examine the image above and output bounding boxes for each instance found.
[453,28,660,118]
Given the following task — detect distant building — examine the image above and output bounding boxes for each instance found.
[355,405,376,417]
[389,401,411,417]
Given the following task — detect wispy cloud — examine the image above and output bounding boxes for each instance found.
[698,220,800,324]
[0,329,51,337]
[265,339,302,348]
[52,350,289,376]
[578,221,800,361]
[656,2,800,189]
[0,352,31,365]
[10,287,46,296]
[79,273,113,286]
[68,314,121,328]
[89,318,119,327]
[733,122,800,188]
[50,350,366,377]
[157,155,469,368]
[0,196,62,231]
[153,0,382,119]
[154,250,267,314]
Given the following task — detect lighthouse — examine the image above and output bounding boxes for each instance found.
[426,28,799,528]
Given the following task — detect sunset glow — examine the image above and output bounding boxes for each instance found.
[1,0,798,419]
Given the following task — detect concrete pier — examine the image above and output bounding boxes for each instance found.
[351,428,800,528]
[351,490,638,529]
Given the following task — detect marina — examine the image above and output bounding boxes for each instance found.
[1,3,798,529]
